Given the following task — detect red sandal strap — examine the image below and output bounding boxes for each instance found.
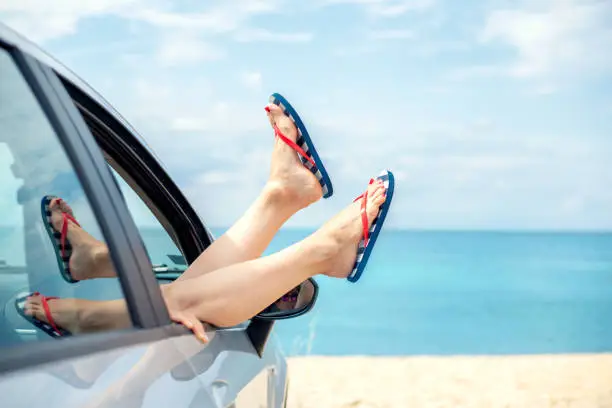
[353,178,375,247]
[40,295,62,336]
[273,124,316,167]
[60,211,80,259]
[360,191,370,247]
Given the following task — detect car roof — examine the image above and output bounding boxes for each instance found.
[0,22,163,164]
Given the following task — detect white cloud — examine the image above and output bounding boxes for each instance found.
[196,170,241,185]
[131,8,235,32]
[0,0,294,72]
[445,64,504,81]
[369,29,415,40]
[240,71,263,90]
[155,32,225,65]
[445,0,612,88]
[321,0,436,17]
[233,28,314,43]
[0,0,287,44]
[480,0,612,79]
[168,100,266,134]
[130,0,284,33]
[0,0,141,42]
[99,71,272,174]
[332,44,376,57]
[370,0,436,17]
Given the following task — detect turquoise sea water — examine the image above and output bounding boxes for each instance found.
[223,229,612,356]
[2,226,612,356]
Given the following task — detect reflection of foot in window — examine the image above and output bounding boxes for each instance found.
[48,197,116,281]
[24,293,130,335]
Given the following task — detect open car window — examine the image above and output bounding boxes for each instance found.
[108,166,189,280]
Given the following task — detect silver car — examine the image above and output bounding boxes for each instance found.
[0,23,318,408]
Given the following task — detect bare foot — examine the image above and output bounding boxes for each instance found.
[313,179,387,279]
[264,104,323,209]
[24,294,129,334]
[49,198,116,281]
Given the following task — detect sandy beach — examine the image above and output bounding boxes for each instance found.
[285,354,612,408]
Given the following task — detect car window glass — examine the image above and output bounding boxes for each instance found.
[109,168,188,279]
[0,48,131,348]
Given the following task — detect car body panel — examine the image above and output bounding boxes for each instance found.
[0,330,287,408]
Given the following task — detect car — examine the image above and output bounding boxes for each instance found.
[0,22,318,408]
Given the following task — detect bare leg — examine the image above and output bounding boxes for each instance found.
[178,103,322,280]
[24,295,130,333]
[25,180,386,340]
[164,179,387,338]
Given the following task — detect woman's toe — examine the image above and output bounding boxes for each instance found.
[373,191,386,206]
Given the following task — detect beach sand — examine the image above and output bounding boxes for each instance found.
[285,354,612,408]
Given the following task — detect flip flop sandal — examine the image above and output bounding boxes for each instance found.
[347,170,395,283]
[268,93,334,198]
[15,291,71,338]
[41,195,81,283]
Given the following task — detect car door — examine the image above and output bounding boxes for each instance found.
[0,27,286,408]
[61,66,289,408]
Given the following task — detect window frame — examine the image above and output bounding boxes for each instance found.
[0,40,180,375]
[62,74,277,357]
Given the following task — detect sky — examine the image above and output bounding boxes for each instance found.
[1,0,612,231]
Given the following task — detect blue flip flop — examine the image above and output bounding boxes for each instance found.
[15,291,71,338]
[347,170,395,283]
[269,93,334,198]
[41,195,81,283]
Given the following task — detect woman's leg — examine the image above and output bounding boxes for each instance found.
[164,179,387,340]
[178,103,322,279]
[25,179,386,340]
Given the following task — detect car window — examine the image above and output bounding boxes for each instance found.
[109,168,188,279]
[0,48,131,348]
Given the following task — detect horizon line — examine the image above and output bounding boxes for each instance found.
[206,226,612,234]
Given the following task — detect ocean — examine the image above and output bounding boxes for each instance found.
[2,227,612,356]
[226,229,612,356]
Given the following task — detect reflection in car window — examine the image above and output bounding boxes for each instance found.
[0,48,131,347]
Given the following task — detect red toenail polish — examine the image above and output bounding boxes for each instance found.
[264,106,271,113]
